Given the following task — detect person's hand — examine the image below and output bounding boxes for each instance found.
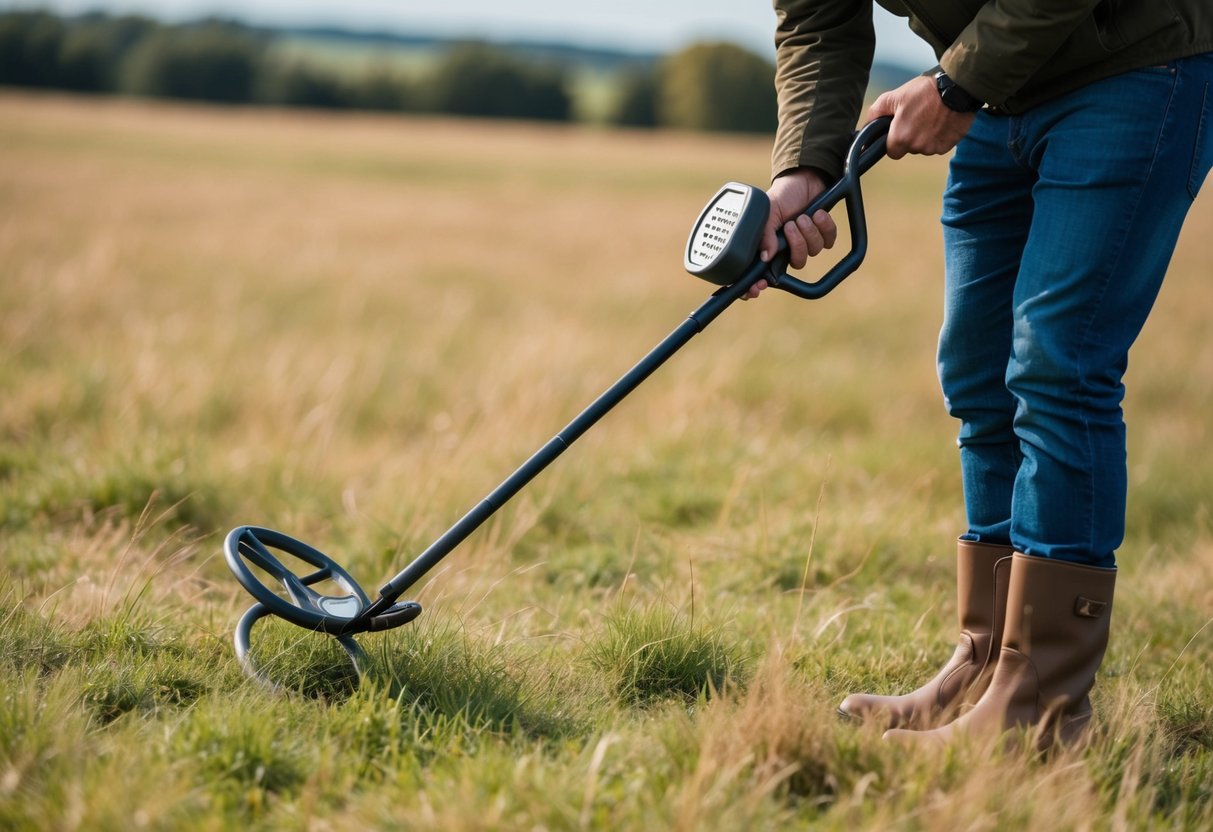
[748,168,836,299]
[868,75,976,159]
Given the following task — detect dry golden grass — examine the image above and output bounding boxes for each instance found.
[1,91,1210,830]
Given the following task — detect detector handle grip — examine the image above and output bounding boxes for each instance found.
[767,116,891,300]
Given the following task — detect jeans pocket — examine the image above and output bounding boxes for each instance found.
[1190,82,1212,199]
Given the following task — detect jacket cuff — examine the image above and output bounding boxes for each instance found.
[771,118,855,182]
[940,52,999,107]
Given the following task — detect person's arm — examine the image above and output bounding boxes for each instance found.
[770,0,875,182]
[868,0,1104,161]
[755,0,873,294]
[867,75,977,159]
[940,0,1105,109]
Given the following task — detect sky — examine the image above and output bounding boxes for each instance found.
[5,1,939,68]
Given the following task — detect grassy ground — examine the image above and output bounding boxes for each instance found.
[1,91,1210,830]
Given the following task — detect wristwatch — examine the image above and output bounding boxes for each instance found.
[934,71,983,113]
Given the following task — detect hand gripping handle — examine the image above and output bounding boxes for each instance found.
[767,116,891,300]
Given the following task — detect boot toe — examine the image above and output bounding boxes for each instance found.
[837,693,878,722]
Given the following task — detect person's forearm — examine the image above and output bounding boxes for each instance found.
[771,0,876,181]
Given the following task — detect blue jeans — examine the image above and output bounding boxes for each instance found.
[938,54,1213,568]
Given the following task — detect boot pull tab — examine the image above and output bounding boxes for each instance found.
[1074,596,1108,619]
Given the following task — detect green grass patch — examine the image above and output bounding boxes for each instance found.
[586,605,750,706]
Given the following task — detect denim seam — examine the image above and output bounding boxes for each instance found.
[1007,116,1032,174]
[1188,81,1211,199]
[1070,67,1181,560]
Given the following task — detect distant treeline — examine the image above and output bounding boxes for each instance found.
[0,10,781,132]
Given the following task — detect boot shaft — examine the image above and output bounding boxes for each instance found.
[1001,553,1117,707]
[955,539,1014,662]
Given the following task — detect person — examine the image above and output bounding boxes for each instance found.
[754,0,1212,749]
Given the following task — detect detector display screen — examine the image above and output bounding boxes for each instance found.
[684,182,769,286]
[687,187,747,269]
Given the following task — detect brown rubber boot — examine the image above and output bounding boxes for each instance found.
[837,539,1013,729]
[884,552,1116,750]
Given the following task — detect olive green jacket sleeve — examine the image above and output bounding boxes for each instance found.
[772,0,1209,180]
[935,0,1104,107]
[771,0,874,182]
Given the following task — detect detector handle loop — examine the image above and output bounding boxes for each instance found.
[767,116,891,300]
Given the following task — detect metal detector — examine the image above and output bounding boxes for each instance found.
[224,117,892,685]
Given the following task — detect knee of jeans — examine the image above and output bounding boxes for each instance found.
[1007,341,1126,434]
[938,355,1016,442]
[949,398,1016,446]
[1007,340,1068,410]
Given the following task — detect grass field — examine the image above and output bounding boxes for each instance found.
[1,91,1211,830]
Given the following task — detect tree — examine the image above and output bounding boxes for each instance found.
[658,42,777,134]
[258,58,349,109]
[56,15,158,92]
[427,43,571,122]
[610,68,659,128]
[0,11,66,87]
[120,21,264,103]
[347,63,417,112]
